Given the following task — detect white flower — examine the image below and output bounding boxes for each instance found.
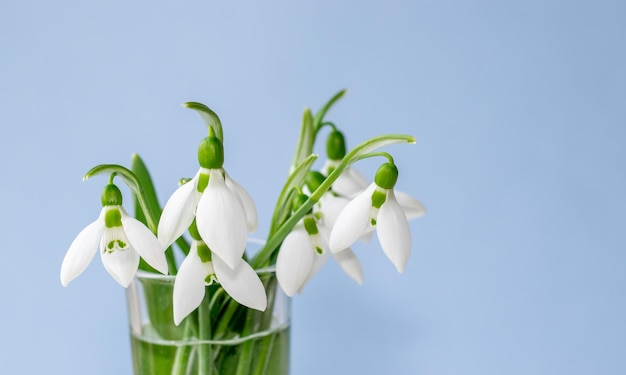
[322,159,369,198]
[329,180,418,273]
[158,168,257,269]
[173,239,267,325]
[60,206,168,288]
[276,217,363,297]
[322,159,426,220]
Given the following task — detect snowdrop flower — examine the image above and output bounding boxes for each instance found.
[276,193,363,297]
[60,182,168,288]
[158,132,257,269]
[173,223,266,325]
[329,162,420,273]
[322,129,426,220]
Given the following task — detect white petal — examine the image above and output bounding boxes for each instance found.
[225,172,258,233]
[121,209,168,275]
[318,224,362,284]
[298,227,330,295]
[213,254,267,311]
[319,194,350,229]
[297,252,328,295]
[333,248,364,284]
[329,184,376,253]
[276,228,315,297]
[173,241,209,325]
[359,230,375,243]
[395,190,426,220]
[196,170,247,269]
[377,190,412,273]
[60,214,105,287]
[332,167,369,198]
[157,173,201,248]
[100,245,140,287]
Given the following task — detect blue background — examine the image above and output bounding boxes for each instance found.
[2,1,625,374]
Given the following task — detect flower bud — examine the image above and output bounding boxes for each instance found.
[305,171,326,193]
[198,136,224,169]
[374,163,399,189]
[326,129,347,160]
[292,192,309,212]
[101,183,123,206]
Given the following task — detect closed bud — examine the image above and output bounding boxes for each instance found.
[101,183,123,206]
[326,129,347,160]
[198,136,224,169]
[292,192,309,212]
[374,163,399,189]
[305,171,326,193]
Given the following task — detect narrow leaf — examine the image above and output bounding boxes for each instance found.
[290,108,315,172]
[313,89,347,130]
[131,153,163,220]
[270,153,318,235]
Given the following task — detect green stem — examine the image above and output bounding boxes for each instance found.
[234,276,278,375]
[249,276,279,375]
[170,320,197,375]
[198,292,215,375]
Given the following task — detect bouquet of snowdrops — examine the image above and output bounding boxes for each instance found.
[60,90,424,375]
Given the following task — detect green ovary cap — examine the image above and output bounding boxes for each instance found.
[303,216,319,235]
[374,163,399,189]
[371,189,387,209]
[104,207,123,228]
[197,242,212,263]
[305,171,326,192]
[198,136,224,169]
[326,130,346,160]
[188,219,202,241]
[101,184,123,206]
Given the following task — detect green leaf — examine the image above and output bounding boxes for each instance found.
[289,108,315,172]
[132,153,162,222]
[269,153,318,235]
[183,102,224,141]
[313,89,347,131]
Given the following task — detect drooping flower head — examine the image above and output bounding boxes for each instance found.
[276,191,363,297]
[60,177,168,288]
[329,162,420,273]
[172,221,266,325]
[158,126,257,270]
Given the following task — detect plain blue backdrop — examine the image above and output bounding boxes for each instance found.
[2,1,625,374]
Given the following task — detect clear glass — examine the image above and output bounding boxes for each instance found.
[126,268,290,375]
